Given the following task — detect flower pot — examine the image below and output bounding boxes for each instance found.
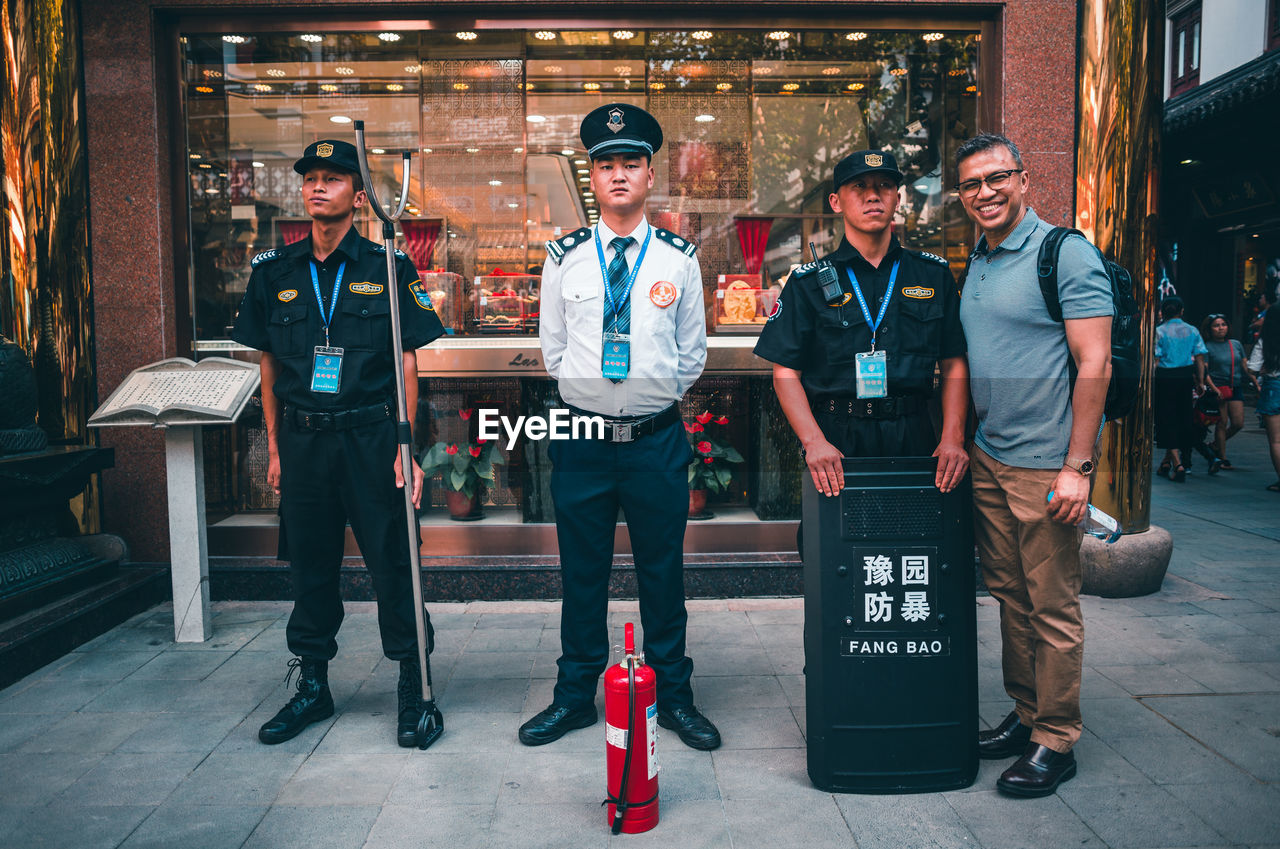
[688,489,714,520]
[444,489,483,521]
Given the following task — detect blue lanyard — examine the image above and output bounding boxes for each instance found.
[846,260,900,351]
[309,260,346,346]
[594,224,653,334]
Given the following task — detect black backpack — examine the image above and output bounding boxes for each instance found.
[1036,227,1142,421]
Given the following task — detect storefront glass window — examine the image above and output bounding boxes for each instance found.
[181,26,980,344]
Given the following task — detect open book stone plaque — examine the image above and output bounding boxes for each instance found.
[89,357,259,427]
[88,357,260,642]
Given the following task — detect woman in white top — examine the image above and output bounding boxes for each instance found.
[1247,308,1280,491]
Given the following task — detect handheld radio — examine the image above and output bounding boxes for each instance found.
[811,241,843,303]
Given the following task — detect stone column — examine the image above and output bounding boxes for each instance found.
[1075,0,1172,595]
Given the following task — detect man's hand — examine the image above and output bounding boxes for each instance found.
[932,439,969,493]
[1047,467,1090,525]
[804,437,844,498]
[267,449,281,496]
[393,451,425,509]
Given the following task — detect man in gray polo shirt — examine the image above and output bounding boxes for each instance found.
[956,133,1113,797]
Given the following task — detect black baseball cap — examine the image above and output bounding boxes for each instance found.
[832,150,904,192]
[294,139,362,176]
[580,103,664,160]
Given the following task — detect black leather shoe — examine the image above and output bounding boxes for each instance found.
[997,743,1077,797]
[978,711,1033,759]
[259,658,334,745]
[657,705,721,750]
[518,704,597,746]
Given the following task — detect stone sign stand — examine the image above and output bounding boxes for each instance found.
[89,357,259,642]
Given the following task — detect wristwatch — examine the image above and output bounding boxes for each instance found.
[1064,456,1095,475]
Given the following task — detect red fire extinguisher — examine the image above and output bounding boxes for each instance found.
[603,622,659,834]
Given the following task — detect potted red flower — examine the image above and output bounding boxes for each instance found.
[685,411,744,520]
[418,410,504,520]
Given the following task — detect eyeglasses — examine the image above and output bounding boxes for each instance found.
[1207,314,1225,319]
[955,169,1024,197]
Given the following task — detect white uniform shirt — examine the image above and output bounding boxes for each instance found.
[540,218,707,416]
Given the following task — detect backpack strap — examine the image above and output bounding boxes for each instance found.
[1036,226,1088,323]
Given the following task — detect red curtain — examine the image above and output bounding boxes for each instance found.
[400,220,441,271]
[735,217,773,275]
[279,220,310,246]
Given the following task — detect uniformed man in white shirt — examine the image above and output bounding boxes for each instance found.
[520,103,720,751]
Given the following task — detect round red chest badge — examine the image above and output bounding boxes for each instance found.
[649,280,677,308]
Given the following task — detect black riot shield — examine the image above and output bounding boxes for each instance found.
[802,456,977,793]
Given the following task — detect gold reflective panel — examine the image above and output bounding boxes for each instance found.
[1074,0,1162,533]
[0,0,97,529]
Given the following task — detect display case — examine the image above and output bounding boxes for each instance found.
[714,273,779,334]
[473,273,540,335]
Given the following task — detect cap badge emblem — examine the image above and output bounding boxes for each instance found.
[317,142,334,157]
[864,153,883,167]
[607,107,625,134]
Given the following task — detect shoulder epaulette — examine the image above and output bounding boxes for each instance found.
[654,228,697,257]
[790,260,821,279]
[544,227,592,266]
[371,245,409,259]
[911,249,949,266]
[251,249,280,268]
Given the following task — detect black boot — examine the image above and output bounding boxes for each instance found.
[259,658,334,745]
[398,657,429,748]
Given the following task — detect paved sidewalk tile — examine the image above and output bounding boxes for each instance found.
[242,805,381,849]
[947,790,1104,849]
[836,793,978,849]
[1058,784,1225,848]
[5,804,153,849]
[724,795,854,849]
[119,804,266,849]
[275,752,409,806]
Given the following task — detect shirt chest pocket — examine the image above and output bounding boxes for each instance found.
[266,303,311,355]
[816,301,864,366]
[896,296,944,356]
[338,298,390,351]
[563,285,604,332]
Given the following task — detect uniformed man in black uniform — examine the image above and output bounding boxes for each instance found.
[754,150,969,505]
[232,139,445,747]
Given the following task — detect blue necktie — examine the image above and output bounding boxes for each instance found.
[607,236,635,335]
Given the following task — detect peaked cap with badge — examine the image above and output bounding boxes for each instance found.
[580,103,664,161]
[832,149,905,192]
[294,139,362,176]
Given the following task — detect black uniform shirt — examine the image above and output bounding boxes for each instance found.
[754,235,966,398]
[232,226,445,410]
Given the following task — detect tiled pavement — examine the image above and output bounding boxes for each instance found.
[2,425,1278,848]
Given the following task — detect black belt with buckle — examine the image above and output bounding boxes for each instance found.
[565,403,681,443]
[813,395,925,420]
[287,401,393,432]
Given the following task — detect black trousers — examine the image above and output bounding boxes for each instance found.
[1153,365,1195,459]
[548,419,695,711]
[277,417,427,662]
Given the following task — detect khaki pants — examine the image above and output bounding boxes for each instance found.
[971,445,1085,753]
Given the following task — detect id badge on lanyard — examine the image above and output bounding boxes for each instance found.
[596,227,652,382]
[311,346,344,393]
[854,350,888,399]
[602,333,631,381]
[309,260,346,394]
[847,260,900,401]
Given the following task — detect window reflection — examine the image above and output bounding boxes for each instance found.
[182,27,979,344]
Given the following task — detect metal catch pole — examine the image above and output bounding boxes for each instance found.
[353,120,442,749]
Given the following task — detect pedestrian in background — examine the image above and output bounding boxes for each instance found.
[1153,297,1206,482]
[1200,314,1258,470]
[1247,308,1280,492]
